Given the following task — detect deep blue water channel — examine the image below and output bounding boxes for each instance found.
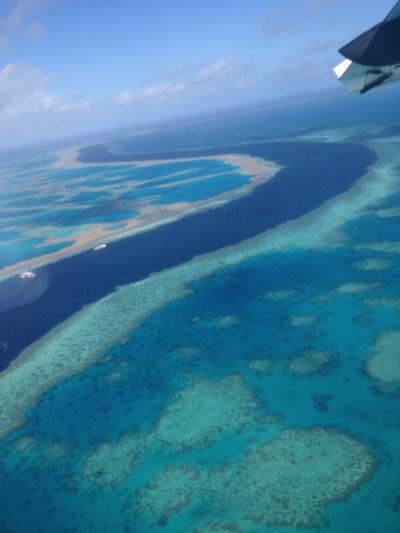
[0,141,375,369]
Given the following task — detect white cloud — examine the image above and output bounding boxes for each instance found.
[116,89,133,106]
[0,0,46,52]
[117,56,258,108]
[192,56,235,83]
[143,81,186,97]
[116,81,186,106]
[0,63,91,122]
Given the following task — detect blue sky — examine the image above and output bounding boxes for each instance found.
[0,0,397,148]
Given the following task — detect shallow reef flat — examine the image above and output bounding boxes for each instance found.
[205,428,377,529]
[286,350,333,376]
[287,314,317,327]
[127,428,377,530]
[75,375,262,492]
[335,282,383,294]
[0,132,378,281]
[148,375,259,451]
[260,289,298,301]
[12,435,68,462]
[81,434,146,488]
[362,296,400,312]
[209,315,241,330]
[247,357,274,375]
[133,464,202,522]
[353,258,395,271]
[0,150,278,279]
[374,206,400,218]
[366,329,400,390]
[355,240,400,254]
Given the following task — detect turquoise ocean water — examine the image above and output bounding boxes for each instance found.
[0,90,400,532]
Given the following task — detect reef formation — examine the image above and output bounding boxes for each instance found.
[206,428,377,528]
[353,258,394,271]
[128,427,377,529]
[247,357,274,375]
[134,464,201,522]
[366,329,400,388]
[287,314,317,328]
[81,434,146,488]
[149,376,259,451]
[287,350,333,376]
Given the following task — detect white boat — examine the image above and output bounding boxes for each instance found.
[94,243,107,251]
[19,271,36,279]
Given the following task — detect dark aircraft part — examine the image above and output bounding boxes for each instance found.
[339,17,400,67]
[335,1,400,94]
[360,72,392,94]
[385,0,400,22]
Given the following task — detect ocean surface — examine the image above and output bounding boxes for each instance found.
[0,89,400,532]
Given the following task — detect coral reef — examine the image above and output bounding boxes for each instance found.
[130,426,376,530]
[366,330,400,385]
[105,361,132,382]
[14,435,36,453]
[313,293,333,303]
[134,464,200,522]
[13,436,68,461]
[150,376,259,451]
[287,350,332,376]
[260,289,298,301]
[362,297,400,312]
[335,282,382,294]
[353,258,394,271]
[81,434,145,487]
[247,357,274,375]
[174,346,200,360]
[375,207,400,218]
[0,255,194,441]
[43,442,69,461]
[287,314,317,327]
[212,315,240,329]
[255,413,282,425]
[206,428,377,529]
[355,241,400,254]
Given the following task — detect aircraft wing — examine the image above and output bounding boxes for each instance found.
[385,0,400,22]
[334,1,400,94]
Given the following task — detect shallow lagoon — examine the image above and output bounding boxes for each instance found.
[0,156,259,272]
[0,93,400,532]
